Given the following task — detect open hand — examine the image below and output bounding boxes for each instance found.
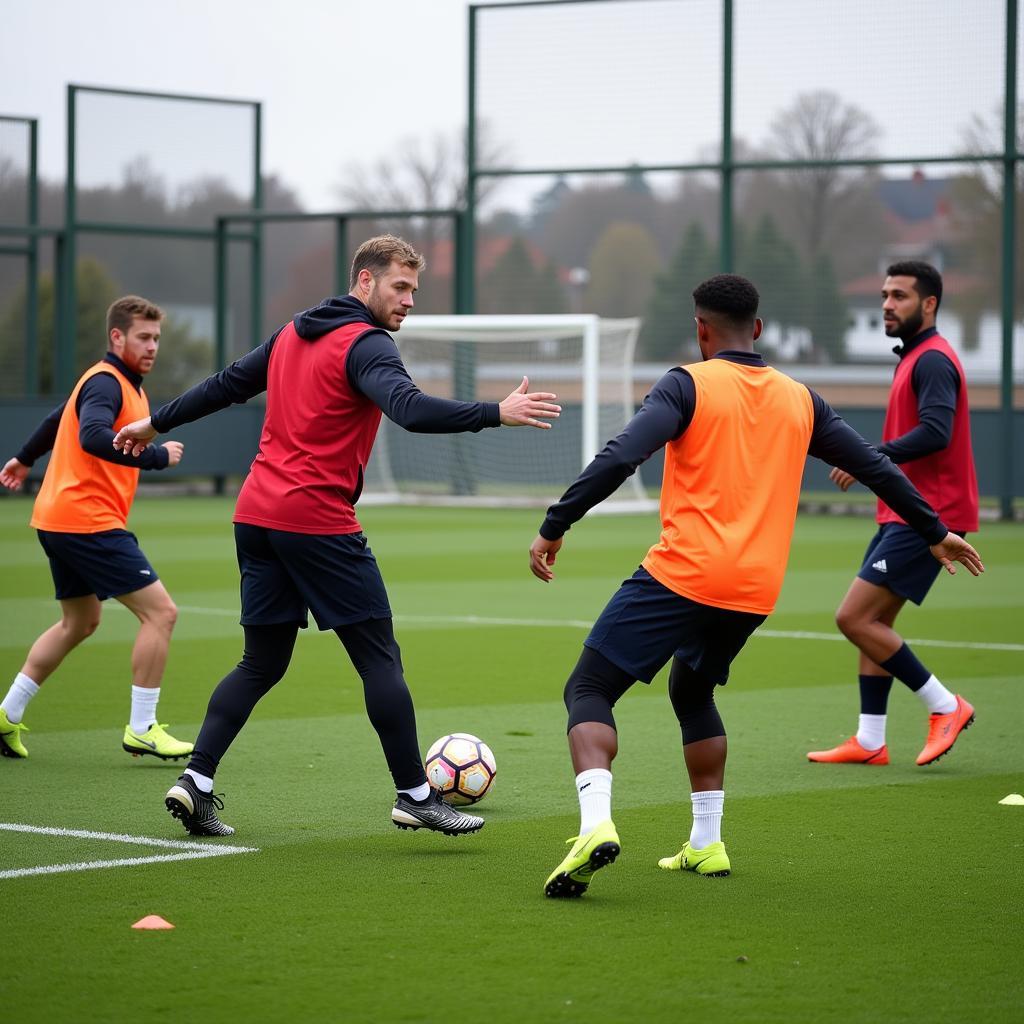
[0,457,29,491]
[112,416,157,456]
[529,534,562,582]
[500,377,561,429]
[930,533,984,577]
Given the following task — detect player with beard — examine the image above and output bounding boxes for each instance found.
[0,295,190,763]
[808,261,980,769]
[112,235,560,837]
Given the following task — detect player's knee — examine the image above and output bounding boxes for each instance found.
[563,674,615,731]
[563,648,632,729]
[835,603,860,640]
[668,660,722,734]
[69,614,101,641]
[162,601,179,632]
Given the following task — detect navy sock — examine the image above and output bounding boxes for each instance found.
[858,674,894,715]
[879,643,931,692]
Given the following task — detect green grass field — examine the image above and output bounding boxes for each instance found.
[2,497,1021,1023]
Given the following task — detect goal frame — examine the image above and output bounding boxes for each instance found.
[363,313,654,511]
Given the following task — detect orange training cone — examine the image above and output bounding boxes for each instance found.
[131,915,175,930]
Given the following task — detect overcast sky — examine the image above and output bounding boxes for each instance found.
[1,0,475,209]
[1,0,1013,215]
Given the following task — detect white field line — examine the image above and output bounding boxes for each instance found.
[126,604,1024,653]
[0,822,258,880]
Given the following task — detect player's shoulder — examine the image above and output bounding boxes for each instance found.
[912,346,961,385]
[78,369,124,398]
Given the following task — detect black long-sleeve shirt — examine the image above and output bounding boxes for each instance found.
[877,326,959,464]
[539,351,947,545]
[15,354,169,470]
[151,316,500,435]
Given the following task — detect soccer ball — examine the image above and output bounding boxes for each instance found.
[425,733,496,806]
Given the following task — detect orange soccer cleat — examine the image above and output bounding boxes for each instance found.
[916,695,975,766]
[806,736,889,765]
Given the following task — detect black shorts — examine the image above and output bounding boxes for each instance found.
[234,523,392,631]
[584,567,766,685]
[857,523,961,606]
[37,529,159,601]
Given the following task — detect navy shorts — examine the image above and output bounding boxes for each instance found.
[584,567,766,685]
[857,523,963,606]
[37,529,159,601]
[234,523,392,631]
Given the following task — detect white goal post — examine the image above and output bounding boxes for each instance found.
[359,314,656,511]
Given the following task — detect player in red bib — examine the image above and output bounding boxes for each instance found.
[112,235,561,839]
[808,262,980,769]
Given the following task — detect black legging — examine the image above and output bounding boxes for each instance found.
[562,646,725,745]
[187,618,426,790]
[668,659,725,745]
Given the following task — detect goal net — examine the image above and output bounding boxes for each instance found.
[360,315,655,511]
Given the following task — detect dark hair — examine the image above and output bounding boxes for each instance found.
[692,274,760,326]
[886,260,943,312]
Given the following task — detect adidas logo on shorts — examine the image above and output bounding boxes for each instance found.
[872,559,888,573]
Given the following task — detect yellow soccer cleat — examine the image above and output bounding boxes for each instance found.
[658,841,731,877]
[123,722,194,761]
[544,819,620,898]
[0,707,29,758]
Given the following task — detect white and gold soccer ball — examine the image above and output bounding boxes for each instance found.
[425,733,497,806]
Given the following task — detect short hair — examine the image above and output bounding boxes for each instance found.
[692,274,760,327]
[886,260,943,312]
[348,234,426,289]
[106,295,164,339]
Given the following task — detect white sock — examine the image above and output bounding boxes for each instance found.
[1,672,40,724]
[690,790,724,849]
[129,685,160,734]
[397,782,431,802]
[915,675,957,715]
[184,768,214,793]
[576,768,613,835]
[856,714,887,750]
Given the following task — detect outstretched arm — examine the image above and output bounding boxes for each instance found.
[5,401,67,484]
[77,375,170,470]
[530,368,694,581]
[348,331,558,433]
[114,330,279,453]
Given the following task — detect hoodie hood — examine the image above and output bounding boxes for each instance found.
[293,295,380,341]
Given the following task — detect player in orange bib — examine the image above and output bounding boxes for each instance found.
[529,275,984,897]
[0,296,192,762]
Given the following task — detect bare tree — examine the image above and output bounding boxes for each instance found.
[333,126,509,301]
[767,91,882,258]
[334,126,507,213]
[952,103,1024,322]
